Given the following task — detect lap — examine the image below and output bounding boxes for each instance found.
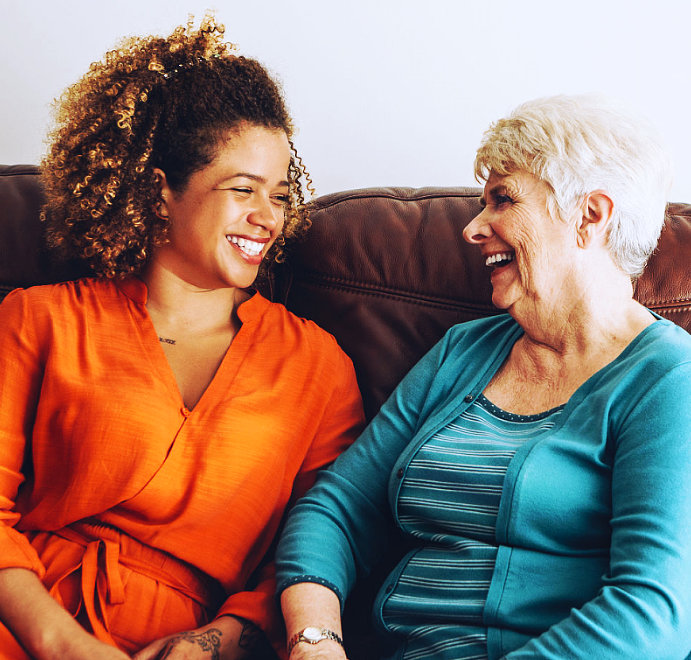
[18,525,216,653]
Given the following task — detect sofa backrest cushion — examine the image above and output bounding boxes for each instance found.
[272,187,691,419]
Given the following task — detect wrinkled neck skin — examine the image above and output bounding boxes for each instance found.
[507,250,653,383]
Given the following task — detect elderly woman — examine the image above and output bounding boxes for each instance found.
[0,15,364,660]
[275,95,691,659]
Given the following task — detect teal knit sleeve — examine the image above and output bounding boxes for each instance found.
[275,326,460,606]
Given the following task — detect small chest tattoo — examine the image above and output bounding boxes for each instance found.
[158,336,176,345]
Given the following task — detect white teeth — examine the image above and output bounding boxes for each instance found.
[485,252,515,267]
[227,235,263,256]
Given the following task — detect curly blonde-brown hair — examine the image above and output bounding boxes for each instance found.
[40,14,313,279]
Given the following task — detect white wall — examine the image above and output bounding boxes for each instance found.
[2,0,689,201]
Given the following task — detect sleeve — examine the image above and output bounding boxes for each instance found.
[505,361,691,659]
[214,335,366,654]
[0,290,46,576]
[287,337,367,502]
[275,331,453,607]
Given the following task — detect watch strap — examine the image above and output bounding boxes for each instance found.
[287,627,344,655]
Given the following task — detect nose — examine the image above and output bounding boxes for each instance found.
[248,194,283,233]
[462,207,492,244]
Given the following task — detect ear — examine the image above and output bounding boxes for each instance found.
[576,190,614,248]
[153,168,172,219]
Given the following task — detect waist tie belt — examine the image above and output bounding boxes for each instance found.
[47,519,225,645]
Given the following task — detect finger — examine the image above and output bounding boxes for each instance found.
[131,640,166,660]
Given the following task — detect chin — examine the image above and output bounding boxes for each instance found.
[225,270,260,290]
[490,282,522,311]
[491,292,512,310]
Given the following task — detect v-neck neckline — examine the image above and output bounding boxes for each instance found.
[115,278,267,413]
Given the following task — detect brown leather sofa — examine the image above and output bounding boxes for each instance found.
[4,164,688,419]
[1,163,690,657]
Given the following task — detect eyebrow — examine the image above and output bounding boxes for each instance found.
[229,172,290,187]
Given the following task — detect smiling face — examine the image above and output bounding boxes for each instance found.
[151,123,292,291]
[463,170,580,318]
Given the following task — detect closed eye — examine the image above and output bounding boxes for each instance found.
[213,186,254,195]
[272,194,290,206]
[493,194,513,206]
[483,183,515,208]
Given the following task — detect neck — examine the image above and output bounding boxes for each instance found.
[512,263,653,365]
[140,262,247,333]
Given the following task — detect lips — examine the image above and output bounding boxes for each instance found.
[226,235,266,259]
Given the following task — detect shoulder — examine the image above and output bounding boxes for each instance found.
[242,293,352,364]
[434,313,521,366]
[2,277,113,303]
[446,313,519,341]
[247,293,339,339]
[644,317,691,357]
[382,314,520,410]
[594,319,691,430]
[619,318,691,379]
[1,277,116,313]
[0,278,127,336]
[0,280,72,319]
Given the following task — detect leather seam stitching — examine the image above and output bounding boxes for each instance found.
[291,278,498,314]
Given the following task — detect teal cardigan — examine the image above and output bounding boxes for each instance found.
[276,314,691,659]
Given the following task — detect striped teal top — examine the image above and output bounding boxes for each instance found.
[382,394,563,660]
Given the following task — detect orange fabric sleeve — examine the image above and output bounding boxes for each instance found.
[215,330,365,656]
[0,290,46,576]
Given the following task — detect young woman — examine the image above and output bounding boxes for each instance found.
[0,16,363,660]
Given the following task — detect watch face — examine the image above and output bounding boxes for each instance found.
[303,627,323,642]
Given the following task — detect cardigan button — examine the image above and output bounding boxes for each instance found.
[464,394,473,403]
[396,468,404,479]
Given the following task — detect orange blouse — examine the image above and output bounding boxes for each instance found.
[0,277,364,651]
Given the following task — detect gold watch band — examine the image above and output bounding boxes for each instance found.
[287,627,344,655]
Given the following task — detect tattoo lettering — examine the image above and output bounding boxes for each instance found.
[157,628,222,659]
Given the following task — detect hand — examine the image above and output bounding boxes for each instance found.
[133,622,225,660]
[45,630,131,660]
[0,567,131,660]
[132,616,270,660]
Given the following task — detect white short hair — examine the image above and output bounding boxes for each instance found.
[474,95,673,277]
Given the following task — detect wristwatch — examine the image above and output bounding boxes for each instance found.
[287,627,344,654]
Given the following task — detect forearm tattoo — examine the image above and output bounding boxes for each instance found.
[238,619,276,659]
[157,628,222,659]
[238,620,262,650]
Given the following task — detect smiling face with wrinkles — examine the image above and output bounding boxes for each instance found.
[463,170,582,321]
